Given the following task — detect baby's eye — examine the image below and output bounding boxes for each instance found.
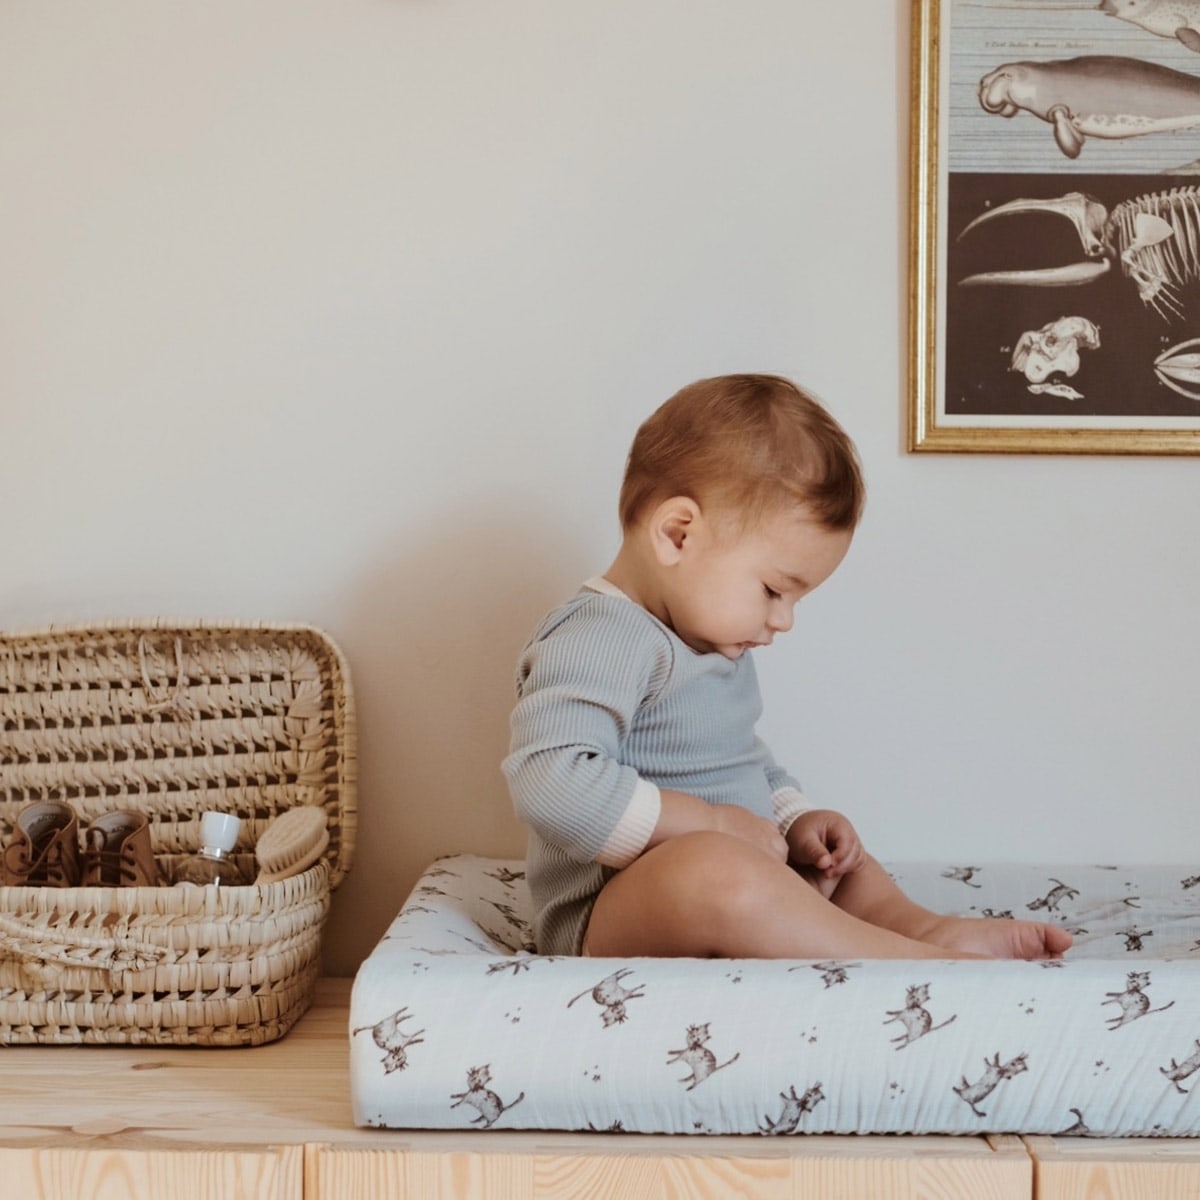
[763,585,782,600]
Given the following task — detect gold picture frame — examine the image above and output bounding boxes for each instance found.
[909,0,1200,454]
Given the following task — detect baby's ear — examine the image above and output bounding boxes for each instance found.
[650,496,700,562]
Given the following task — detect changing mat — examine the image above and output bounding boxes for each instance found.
[350,856,1200,1136]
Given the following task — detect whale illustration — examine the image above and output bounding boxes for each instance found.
[1099,0,1200,53]
[978,55,1200,158]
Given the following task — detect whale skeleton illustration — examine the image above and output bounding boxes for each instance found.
[958,187,1200,320]
[978,55,1200,158]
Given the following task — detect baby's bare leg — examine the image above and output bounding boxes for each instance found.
[808,855,1072,960]
[584,832,984,960]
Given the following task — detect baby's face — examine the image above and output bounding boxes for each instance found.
[664,507,852,659]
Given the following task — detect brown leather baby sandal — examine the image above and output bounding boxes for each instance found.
[81,810,160,887]
[1,800,82,887]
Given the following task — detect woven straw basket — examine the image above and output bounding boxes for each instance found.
[0,621,356,1046]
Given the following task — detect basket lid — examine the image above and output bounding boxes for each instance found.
[0,620,357,888]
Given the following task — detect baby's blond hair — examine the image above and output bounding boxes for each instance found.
[618,374,865,533]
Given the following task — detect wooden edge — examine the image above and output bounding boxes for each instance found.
[306,1133,1031,1200]
[1024,1135,1200,1200]
[1025,1135,1200,1163]
[306,1129,1030,1159]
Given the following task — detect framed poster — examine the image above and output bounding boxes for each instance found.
[909,0,1200,454]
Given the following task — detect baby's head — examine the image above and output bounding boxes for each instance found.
[619,374,865,538]
[616,375,864,659]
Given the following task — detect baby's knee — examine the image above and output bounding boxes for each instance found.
[652,831,777,915]
[586,831,774,957]
[655,829,759,871]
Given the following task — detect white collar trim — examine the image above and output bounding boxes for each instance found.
[582,575,630,601]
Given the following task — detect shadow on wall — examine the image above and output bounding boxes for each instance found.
[321,494,581,975]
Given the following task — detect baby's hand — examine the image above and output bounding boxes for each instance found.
[709,804,788,862]
[786,809,864,879]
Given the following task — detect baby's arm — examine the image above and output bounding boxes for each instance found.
[504,599,682,868]
[652,790,787,862]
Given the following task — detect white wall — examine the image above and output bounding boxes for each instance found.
[3,1,1196,975]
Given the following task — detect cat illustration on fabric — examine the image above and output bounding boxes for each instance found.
[450,1064,526,1127]
[485,865,526,885]
[1103,971,1176,1030]
[883,983,958,1049]
[758,1083,825,1133]
[353,1006,425,1074]
[667,1023,740,1090]
[1117,926,1152,952]
[942,866,983,888]
[1027,879,1079,913]
[568,968,646,1027]
[1161,1039,1200,1094]
[954,1052,1029,1117]
[810,960,860,988]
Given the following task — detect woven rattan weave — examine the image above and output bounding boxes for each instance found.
[0,621,356,1045]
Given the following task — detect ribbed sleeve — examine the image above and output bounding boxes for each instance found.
[503,597,673,863]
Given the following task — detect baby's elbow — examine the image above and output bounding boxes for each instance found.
[502,749,567,826]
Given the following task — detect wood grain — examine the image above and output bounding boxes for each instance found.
[1027,1136,1200,1200]
[307,1134,1030,1200]
[0,1144,302,1200]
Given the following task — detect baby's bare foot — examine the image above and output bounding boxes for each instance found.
[927,916,1072,960]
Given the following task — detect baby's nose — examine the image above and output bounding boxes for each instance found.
[768,604,795,633]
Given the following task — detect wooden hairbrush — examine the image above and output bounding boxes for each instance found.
[255,807,329,883]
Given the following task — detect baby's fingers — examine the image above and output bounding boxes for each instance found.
[828,837,865,876]
[793,831,834,871]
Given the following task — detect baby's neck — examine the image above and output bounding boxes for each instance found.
[602,539,666,623]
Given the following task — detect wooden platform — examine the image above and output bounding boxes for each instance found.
[0,978,1197,1199]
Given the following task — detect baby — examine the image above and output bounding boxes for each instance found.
[503,374,1072,962]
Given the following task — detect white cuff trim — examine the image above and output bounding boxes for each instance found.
[595,778,661,868]
[772,786,813,835]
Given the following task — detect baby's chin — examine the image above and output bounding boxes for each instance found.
[676,631,760,659]
[717,642,759,660]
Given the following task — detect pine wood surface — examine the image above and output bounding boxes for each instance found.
[0,978,1195,1200]
[306,1135,1031,1200]
[1027,1135,1200,1200]
[0,1145,303,1200]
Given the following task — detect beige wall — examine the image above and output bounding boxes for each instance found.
[3,2,1197,975]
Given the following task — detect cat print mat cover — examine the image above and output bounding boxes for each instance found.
[351,857,1200,1136]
